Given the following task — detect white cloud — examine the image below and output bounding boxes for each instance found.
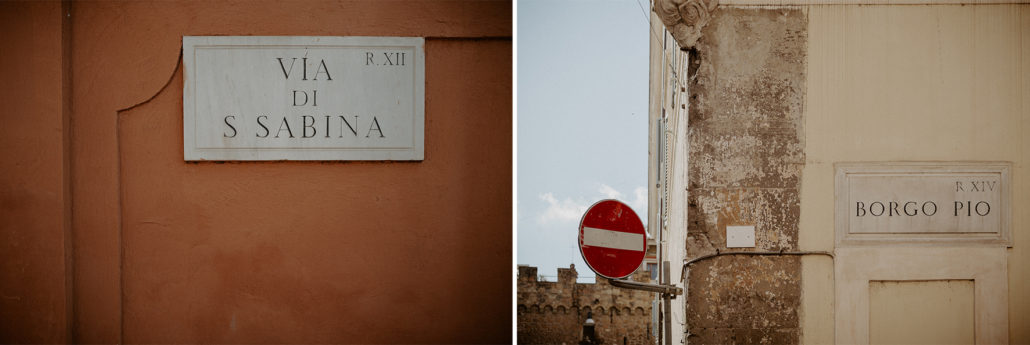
[537,185,650,226]
[631,186,648,211]
[598,184,648,214]
[598,184,623,200]
[537,193,590,225]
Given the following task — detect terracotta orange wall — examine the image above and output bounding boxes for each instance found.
[3,1,511,343]
[0,1,70,343]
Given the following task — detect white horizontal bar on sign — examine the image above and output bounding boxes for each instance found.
[583,227,644,252]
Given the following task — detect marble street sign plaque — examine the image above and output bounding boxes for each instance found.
[835,162,1011,246]
[183,36,424,161]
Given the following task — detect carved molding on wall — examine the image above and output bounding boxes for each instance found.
[654,0,718,49]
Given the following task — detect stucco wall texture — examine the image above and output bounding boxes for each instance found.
[0,1,511,343]
[0,1,71,343]
[686,7,807,344]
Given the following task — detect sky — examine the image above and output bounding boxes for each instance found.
[517,0,651,282]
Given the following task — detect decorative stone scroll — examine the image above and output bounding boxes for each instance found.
[654,0,719,49]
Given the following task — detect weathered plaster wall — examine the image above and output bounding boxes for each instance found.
[685,7,807,344]
[0,1,70,343]
[516,265,654,345]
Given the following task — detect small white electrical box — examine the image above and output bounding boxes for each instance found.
[726,225,756,248]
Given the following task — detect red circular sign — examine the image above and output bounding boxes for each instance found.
[578,199,646,279]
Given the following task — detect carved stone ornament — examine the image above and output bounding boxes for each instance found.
[654,0,718,49]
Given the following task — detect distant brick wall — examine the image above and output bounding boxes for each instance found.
[517,265,655,345]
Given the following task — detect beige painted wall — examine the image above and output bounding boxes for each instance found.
[870,280,974,345]
[801,4,1030,344]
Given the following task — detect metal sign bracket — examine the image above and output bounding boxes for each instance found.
[605,277,682,297]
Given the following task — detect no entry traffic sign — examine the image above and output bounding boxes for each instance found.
[578,199,646,279]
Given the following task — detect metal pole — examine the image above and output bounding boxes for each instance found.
[606,278,682,295]
[603,274,681,345]
[663,261,672,345]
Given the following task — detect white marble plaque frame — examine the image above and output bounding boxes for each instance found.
[834,247,1009,345]
[834,162,1011,246]
[183,36,425,161]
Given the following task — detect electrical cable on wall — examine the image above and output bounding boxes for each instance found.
[680,250,835,341]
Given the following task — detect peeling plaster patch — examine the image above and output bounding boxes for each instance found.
[690,128,803,189]
[688,188,799,254]
[688,257,801,329]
